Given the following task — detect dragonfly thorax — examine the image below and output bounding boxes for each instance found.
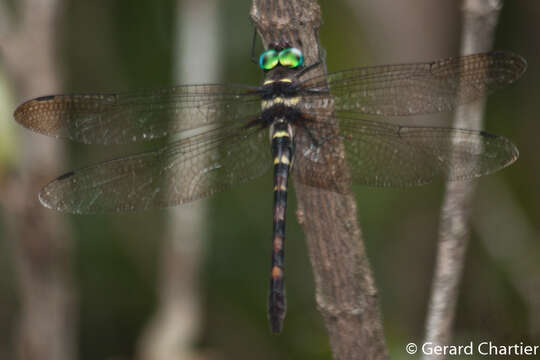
[261,73,302,113]
[259,63,305,128]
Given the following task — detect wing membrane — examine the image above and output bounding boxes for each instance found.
[301,51,526,116]
[14,84,262,144]
[39,123,271,213]
[294,115,519,189]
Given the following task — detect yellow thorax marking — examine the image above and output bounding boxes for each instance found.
[286,97,300,105]
[279,78,292,83]
[263,79,274,85]
[263,97,300,108]
[272,131,290,139]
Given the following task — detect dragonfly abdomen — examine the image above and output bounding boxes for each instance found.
[268,121,294,333]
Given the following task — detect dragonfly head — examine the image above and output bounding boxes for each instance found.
[259,43,304,72]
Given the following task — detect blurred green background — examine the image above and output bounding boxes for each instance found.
[0,0,539,359]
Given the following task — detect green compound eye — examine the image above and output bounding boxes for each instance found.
[278,48,304,68]
[259,49,279,70]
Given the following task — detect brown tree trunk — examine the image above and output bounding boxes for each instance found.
[250,1,387,359]
[0,1,76,360]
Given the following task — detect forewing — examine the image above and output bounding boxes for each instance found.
[294,115,519,189]
[301,51,526,116]
[14,84,262,144]
[39,123,271,213]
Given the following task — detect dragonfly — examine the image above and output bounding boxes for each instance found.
[14,42,526,333]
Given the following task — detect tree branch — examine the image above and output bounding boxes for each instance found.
[423,1,503,358]
[250,1,387,359]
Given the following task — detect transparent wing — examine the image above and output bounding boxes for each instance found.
[14,84,262,144]
[39,123,271,213]
[301,51,526,116]
[294,115,519,189]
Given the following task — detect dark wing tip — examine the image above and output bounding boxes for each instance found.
[13,95,62,135]
[14,93,117,139]
[479,130,497,139]
[38,170,77,213]
[504,136,520,166]
[491,50,528,82]
[13,97,36,125]
[56,170,75,181]
[35,95,56,102]
[38,186,57,211]
[483,131,520,171]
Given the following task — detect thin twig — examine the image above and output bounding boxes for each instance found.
[423,1,503,358]
[137,1,219,359]
[250,1,387,359]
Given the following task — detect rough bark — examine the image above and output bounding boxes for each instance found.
[250,1,387,359]
[0,1,76,360]
[423,1,503,359]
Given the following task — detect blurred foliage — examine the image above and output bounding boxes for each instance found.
[0,0,539,359]
[0,70,16,176]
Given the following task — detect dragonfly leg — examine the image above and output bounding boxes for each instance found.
[295,60,322,78]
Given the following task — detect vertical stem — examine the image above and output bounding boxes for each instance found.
[137,0,220,359]
[0,1,76,360]
[423,1,503,359]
